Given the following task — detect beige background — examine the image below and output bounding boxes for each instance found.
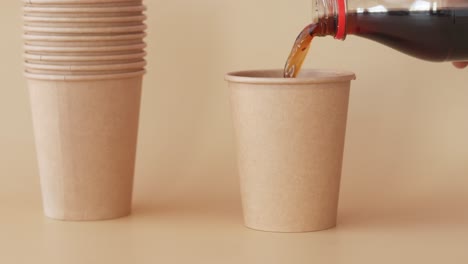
[2,0,468,263]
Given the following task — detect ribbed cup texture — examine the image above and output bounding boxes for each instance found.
[23,0,146,77]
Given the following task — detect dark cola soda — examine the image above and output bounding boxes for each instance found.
[284,4,468,78]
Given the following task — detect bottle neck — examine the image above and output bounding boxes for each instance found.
[312,0,347,39]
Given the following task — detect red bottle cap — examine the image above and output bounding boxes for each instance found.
[335,0,346,39]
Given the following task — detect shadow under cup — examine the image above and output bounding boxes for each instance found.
[225,69,356,232]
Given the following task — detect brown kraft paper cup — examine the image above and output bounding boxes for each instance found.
[23,32,146,43]
[23,43,146,55]
[24,60,146,71]
[23,5,146,14]
[24,21,144,28]
[22,0,143,6]
[22,14,146,28]
[25,58,144,66]
[23,51,146,62]
[24,39,144,47]
[225,69,356,232]
[22,11,144,18]
[23,14,146,24]
[25,68,143,75]
[23,24,147,34]
[26,71,144,220]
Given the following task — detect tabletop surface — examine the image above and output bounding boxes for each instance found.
[2,185,468,264]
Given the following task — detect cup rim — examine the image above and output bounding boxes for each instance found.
[24,51,146,61]
[25,69,145,81]
[23,0,142,4]
[23,14,146,23]
[23,5,146,13]
[22,32,146,41]
[23,42,146,52]
[24,58,143,65]
[23,24,146,33]
[24,60,146,70]
[25,68,143,75]
[225,69,356,84]
[24,40,143,47]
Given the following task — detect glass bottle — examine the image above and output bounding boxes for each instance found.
[313,0,468,61]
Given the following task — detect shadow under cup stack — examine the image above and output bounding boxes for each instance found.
[22,0,147,221]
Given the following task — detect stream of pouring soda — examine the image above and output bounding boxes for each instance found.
[284,23,318,78]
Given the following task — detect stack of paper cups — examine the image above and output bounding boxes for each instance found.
[23,0,146,221]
